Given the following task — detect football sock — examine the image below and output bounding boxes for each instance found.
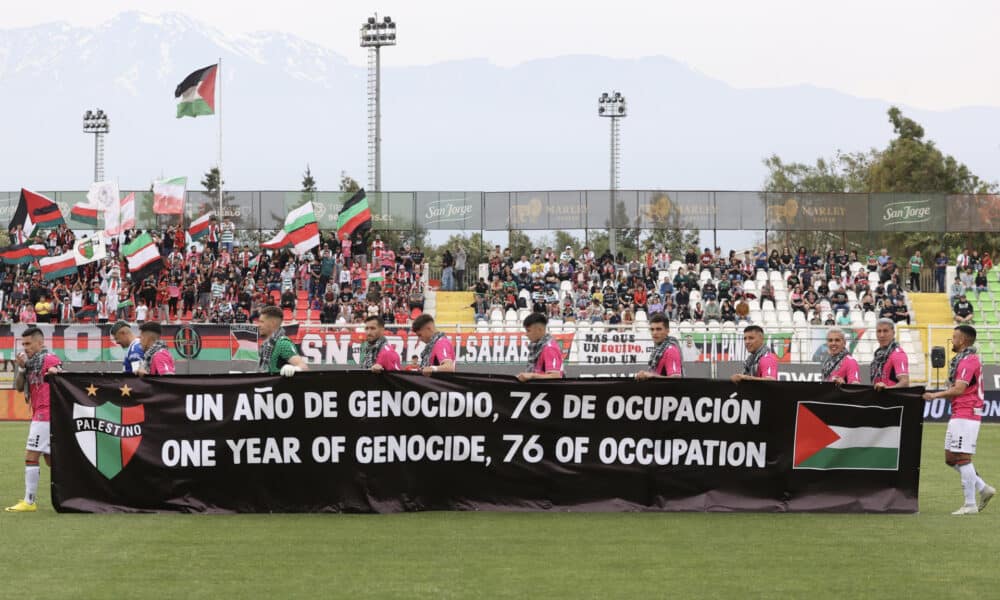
[958,463,978,506]
[24,461,40,504]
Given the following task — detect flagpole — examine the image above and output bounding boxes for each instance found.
[217,57,223,221]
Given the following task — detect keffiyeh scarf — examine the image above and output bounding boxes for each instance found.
[363,337,388,369]
[648,336,682,376]
[143,340,169,372]
[23,348,50,402]
[870,341,899,384]
[258,327,287,373]
[821,350,849,381]
[527,334,554,370]
[743,346,771,377]
[948,347,977,385]
[420,332,446,368]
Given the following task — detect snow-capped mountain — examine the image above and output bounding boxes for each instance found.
[1,11,997,192]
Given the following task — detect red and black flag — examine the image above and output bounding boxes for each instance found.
[10,188,65,238]
[0,243,48,265]
[336,190,372,240]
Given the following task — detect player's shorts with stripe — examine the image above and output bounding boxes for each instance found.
[26,420,50,454]
[944,418,980,454]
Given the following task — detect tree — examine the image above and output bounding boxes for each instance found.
[201,166,223,194]
[508,230,533,258]
[762,106,998,259]
[340,171,361,193]
[552,231,583,254]
[301,165,317,193]
[868,107,993,194]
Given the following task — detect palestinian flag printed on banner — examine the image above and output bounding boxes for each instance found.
[10,188,65,238]
[123,232,164,282]
[188,212,215,241]
[71,203,99,227]
[336,189,371,240]
[39,251,78,281]
[175,64,218,118]
[261,202,320,255]
[231,326,259,361]
[153,177,187,215]
[72,403,144,480]
[0,243,48,265]
[793,402,903,470]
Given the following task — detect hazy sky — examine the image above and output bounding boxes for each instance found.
[5,0,997,111]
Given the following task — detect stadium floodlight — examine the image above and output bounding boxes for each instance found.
[597,91,626,254]
[82,108,110,182]
[360,13,397,193]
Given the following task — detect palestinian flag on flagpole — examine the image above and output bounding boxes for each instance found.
[188,212,215,241]
[0,243,48,265]
[175,64,218,118]
[39,251,78,281]
[153,177,187,215]
[336,190,371,240]
[793,402,903,470]
[71,203,99,227]
[368,269,384,284]
[10,188,66,238]
[261,202,320,255]
[123,232,164,282]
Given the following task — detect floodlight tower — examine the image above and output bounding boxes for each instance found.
[360,14,397,193]
[82,109,110,182]
[597,92,626,255]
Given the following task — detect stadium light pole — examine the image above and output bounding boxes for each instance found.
[597,92,626,255]
[82,109,110,182]
[360,14,396,193]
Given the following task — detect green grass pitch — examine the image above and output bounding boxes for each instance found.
[0,422,996,599]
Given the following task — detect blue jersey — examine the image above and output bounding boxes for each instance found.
[123,339,145,374]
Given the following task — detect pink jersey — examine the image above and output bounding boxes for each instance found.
[755,352,778,379]
[874,346,908,386]
[429,337,455,366]
[376,345,402,372]
[532,340,564,375]
[149,349,176,376]
[655,345,683,377]
[952,353,984,421]
[826,355,861,384]
[27,353,62,422]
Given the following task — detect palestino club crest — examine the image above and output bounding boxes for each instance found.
[73,403,144,479]
[174,325,202,359]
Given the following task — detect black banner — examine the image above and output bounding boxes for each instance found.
[49,373,924,514]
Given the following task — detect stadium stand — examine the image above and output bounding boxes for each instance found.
[1,225,427,328]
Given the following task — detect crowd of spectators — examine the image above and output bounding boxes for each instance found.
[2,222,427,327]
[947,248,998,324]
[471,244,914,326]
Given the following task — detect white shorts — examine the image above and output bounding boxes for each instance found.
[26,420,50,454]
[945,418,980,454]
